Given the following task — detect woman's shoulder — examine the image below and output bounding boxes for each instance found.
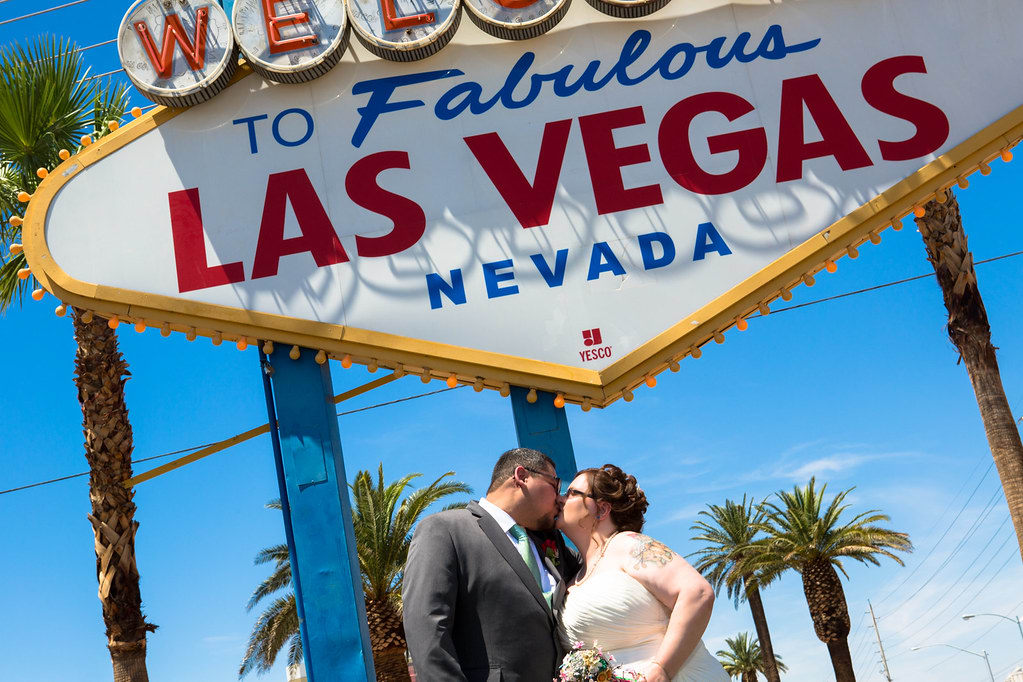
[608,531,677,571]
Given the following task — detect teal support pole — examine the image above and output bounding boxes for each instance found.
[261,347,375,682]
[510,387,578,488]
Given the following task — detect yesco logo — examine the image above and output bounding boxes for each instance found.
[117,0,666,107]
[580,329,611,363]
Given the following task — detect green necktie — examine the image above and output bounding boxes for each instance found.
[510,524,552,608]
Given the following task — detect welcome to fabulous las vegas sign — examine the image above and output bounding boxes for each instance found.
[20,0,1023,408]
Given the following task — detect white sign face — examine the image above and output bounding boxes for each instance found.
[28,0,1023,404]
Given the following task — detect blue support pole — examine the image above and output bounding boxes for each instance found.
[509,387,578,487]
[259,348,375,682]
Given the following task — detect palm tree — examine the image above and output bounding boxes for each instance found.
[690,497,783,682]
[240,467,471,680]
[745,478,911,682]
[915,191,1023,562]
[0,38,153,682]
[716,632,788,682]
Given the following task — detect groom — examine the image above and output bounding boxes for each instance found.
[403,448,579,681]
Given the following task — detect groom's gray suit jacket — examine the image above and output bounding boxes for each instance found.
[402,500,576,682]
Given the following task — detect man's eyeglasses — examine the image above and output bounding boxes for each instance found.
[523,467,561,494]
[566,488,595,500]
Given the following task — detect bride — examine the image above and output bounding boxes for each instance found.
[556,465,729,682]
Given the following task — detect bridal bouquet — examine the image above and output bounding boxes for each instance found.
[557,642,645,682]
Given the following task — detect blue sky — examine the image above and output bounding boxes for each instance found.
[2,1,1023,681]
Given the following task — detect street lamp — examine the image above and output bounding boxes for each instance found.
[963,613,1023,644]
[912,643,995,682]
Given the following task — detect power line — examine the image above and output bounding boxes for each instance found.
[79,67,125,83]
[1,246,1020,496]
[924,584,1023,672]
[750,250,1023,318]
[879,480,1002,619]
[0,385,462,497]
[894,519,1014,648]
[0,0,89,26]
[876,459,993,604]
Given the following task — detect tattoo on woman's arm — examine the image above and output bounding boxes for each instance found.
[629,535,675,568]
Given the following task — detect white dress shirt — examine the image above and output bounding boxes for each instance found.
[478,497,556,592]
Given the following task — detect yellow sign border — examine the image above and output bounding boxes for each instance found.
[22,64,1023,408]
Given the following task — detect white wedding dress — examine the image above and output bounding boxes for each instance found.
[560,570,729,681]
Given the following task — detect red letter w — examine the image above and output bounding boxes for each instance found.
[134,8,210,80]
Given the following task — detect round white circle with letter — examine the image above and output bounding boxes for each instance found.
[232,0,350,84]
[118,0,237,107]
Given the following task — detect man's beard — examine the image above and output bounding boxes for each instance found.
[533,510,557,531]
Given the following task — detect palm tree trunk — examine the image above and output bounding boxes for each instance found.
[742,671,759,682]
[72,309,154,682]
[915,191,1023,562]
[801,559,854,682]
[746,584,782,682]
[366,597,409,681]
[825,640,855,682]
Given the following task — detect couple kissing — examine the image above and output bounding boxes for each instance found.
[402,448,729,681]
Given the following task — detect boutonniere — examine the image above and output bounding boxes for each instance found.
[541,538,560,565]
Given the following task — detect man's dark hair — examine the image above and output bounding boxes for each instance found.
[488,448,556,493]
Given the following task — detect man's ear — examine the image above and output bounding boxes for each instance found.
[512,465,528,487]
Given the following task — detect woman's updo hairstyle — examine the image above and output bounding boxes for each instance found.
[578,464,648,532]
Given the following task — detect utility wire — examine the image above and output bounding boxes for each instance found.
[0,385,462,497]
[749,250,1023,318]
[879,478,1001,619]
[0,0,89,25]
[925,595,1023,672]
[894,519,1013,648]
[908,538,1019,647]
[79,67,125,82]
[876,458,993,604]
[1,246,1021,497]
